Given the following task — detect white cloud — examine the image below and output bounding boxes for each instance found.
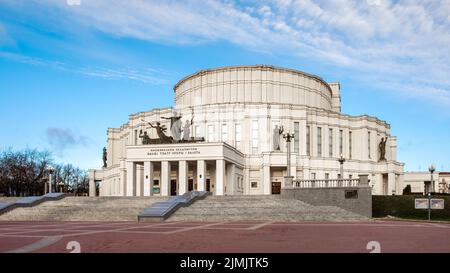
[0,23,15,46]
[46,127,90,156]
[0,51,168,84]
[6,0,450,106]
[66,0,81,6]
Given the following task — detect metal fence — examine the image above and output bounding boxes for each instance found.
[293,179,360,188]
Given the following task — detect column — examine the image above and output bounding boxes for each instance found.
[215,159,225,196]
[179,161,189,195]
[120,168,126,196]
[89,171,96,197]
[161,161,171,196]
[226,163,236,195]
[388,172,396,195]
[125,162,135,196]
[375,173,383,195]
[49,172,53,194]
[263,165,271,194]
[290,166,297,179]
[136,164,143,196]
[197,160,206,191]
[143,161,154,196]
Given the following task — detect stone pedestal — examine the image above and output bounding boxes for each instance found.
[283,176,294,189]
[358,174,370,187]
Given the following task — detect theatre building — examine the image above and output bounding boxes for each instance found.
[89,65,405,197]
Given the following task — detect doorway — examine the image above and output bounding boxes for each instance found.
[188,179,194,192]
[170,180,177,196]
[206,179,211,192]
[272,182,281,194]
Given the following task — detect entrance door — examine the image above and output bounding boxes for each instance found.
[206,179,211,192]
[272,182,281,194]
[188,179,194,191]
[170,180,177,196]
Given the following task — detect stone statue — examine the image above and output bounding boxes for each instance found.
[102,147,107,168]
[379,137,388,161]
[182,119,193,141]
[161,111,182,142]
[139,130,151,145]
[148,122,174,144]
[273,125,284,151]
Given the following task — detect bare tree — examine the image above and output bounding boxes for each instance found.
[0,148,88,197]
[0,148,52,196]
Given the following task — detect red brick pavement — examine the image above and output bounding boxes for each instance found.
[1,220,449,253]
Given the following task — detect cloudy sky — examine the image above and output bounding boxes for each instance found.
[0,0,449,171]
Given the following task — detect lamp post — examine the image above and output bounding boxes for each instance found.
[427,165,436,221]
[283,132,295,177]
[338,153,345,180]
[46,166,55,194]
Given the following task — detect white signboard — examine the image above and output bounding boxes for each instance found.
[415,199,429,209]
[430,199,445,209]
[415,198,445,209]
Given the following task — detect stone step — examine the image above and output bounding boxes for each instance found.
[0,196,169,221]
[169,195,367,221]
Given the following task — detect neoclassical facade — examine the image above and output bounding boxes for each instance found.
[89,65,405,197]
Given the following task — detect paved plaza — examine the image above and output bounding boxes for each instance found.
[1,220,449,253]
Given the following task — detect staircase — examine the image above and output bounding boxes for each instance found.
[0,197,168,222]
[169,195,368,221]
[0,197,22,203]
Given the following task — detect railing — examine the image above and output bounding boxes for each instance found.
[293,179,360,188]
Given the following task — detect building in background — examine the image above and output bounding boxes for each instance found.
[403,172,450,194]
[89,65,405,197]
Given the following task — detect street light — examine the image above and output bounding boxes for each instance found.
[283,132,295,177]
[46,166,55,194]
[429,164,436,194]
[338,153,345,181]
[428,164,436,221]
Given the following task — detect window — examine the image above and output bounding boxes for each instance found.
[339,129,343,156]
[251,181,258,188]
[349,131,352,159]
[251,120,259,154]
[306,126,311,156]
[221,124,228,143]
[317,127,322,156]
[294,122,300,154]
[329,128,333,157]
[208,125,215,142]
[345,190,358,199]
[194,125,200,138]
[311,172,316,180]
[134,129,138,145]
[235,124,242,149]
[325,173,330,180]
[368,131,371,159]
[337,173,341,179]
[349,174,353,179]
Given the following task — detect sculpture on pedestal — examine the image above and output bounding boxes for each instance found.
[182,109,195,141]
[273,125,284,151]
[139,130,152,145]
[161,111,183,142]
[379,137,388,161]
[148,122,174,144]
[102,147,107,168]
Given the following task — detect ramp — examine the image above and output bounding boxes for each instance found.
[138,191,209,222]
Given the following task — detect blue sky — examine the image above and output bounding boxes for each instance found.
[0,0,449,171]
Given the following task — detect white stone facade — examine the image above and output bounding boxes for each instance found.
[89,65,405,197]
[402,172,450,194]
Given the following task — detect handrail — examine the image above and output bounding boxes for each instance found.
[138,191,210,222]
[293,179,360,188]
[0,193,69,216]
